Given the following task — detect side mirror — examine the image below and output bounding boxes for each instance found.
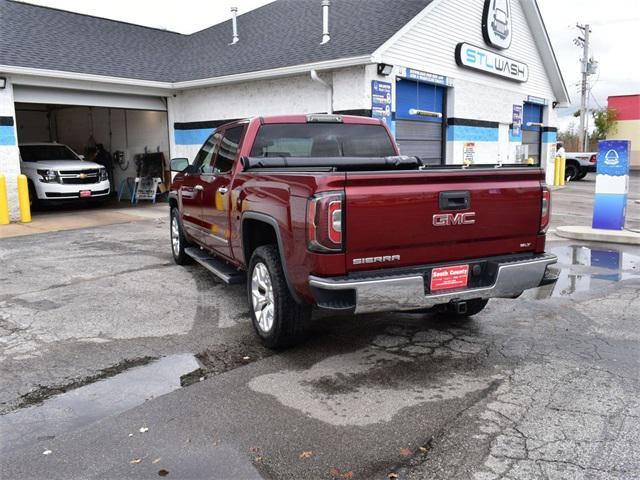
[170,158,190,172]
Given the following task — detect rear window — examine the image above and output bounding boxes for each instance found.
[249,123,396,158]
[20,145,79,162]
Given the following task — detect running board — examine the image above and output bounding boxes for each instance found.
[185,247,246,285]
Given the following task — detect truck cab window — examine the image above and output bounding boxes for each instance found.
[192,132,221,174]
[249,124,396,158]
[214,126,244,173]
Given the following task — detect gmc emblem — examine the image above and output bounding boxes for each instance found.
[433,212,476,226]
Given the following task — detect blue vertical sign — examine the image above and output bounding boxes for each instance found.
[592,140,630,230]
[371,80,393,134]
[512,104,523,137]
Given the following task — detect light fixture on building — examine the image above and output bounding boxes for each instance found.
[526,121,544,127]
[0,77,6,89]
[409,108,442,118]
[377,63,393,76]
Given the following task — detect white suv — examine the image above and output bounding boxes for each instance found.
[19,143,111,205]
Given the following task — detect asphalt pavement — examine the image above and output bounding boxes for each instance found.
[1,175,639,479]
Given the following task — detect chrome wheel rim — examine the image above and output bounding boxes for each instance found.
[251,262,274,333]
[171,216,180,256]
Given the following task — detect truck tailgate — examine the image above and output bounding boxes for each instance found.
[344,169,544,272]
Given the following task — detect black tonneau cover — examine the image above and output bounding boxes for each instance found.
[241,155,423,172]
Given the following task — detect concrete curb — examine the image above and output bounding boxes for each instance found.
[556,225,640,245]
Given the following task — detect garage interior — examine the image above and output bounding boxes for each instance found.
[13,86,170,211]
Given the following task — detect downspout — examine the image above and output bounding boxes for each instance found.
[310,69,333,114]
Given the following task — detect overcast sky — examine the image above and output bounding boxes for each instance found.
[18,0,640,131]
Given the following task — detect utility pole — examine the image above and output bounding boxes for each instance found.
[575,24,591,152]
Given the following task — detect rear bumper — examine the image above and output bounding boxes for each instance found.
[309,253,558,314]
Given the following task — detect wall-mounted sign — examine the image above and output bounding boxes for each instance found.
[371,80,392,124]
[463,142,476,164]
[512,104,523,136]
[455,43,528,82]
[396,67,450,86]
[593,140,630,230]
[482,0,512,49]
[526,95,547,105]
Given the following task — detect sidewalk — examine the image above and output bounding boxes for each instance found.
[0,202,168,239]
[556,225,640,245]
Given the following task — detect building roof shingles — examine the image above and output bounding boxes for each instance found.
[0,0,433,82]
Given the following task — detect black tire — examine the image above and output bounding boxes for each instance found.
[170,207,193,265]
[247,245,311,349]
[564,163,579,182]
[445,298,489,317]
[27,181,39,210]
[575,170,588,181]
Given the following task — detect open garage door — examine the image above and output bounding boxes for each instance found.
[13,86,170,210]
[13,86,167,111]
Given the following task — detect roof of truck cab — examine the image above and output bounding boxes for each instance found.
[259,115,383,124]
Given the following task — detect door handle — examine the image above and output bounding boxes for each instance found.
[218,187,229,194]
[194,185,204,192]
[439,191,470,210]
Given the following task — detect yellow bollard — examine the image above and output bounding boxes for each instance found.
[0,175,9,225]
[559,157,566,186]
[17,174,32,223]
[555,156,563,186]
[553,157,559,186]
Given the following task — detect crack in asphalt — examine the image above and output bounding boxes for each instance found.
[0,262,175,303]
[4,356,157,412]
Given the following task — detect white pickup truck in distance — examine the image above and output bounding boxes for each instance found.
[19,143,111,206]
[564,151,596,181]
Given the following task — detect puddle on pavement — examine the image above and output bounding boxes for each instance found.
[0,354,201,452]
[525,245,640,299]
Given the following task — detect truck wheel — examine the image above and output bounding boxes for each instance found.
[565,163,579,182]
[446,298,489,317]
[28,181,39,210]
[248,245,311,349]
[575,170,588,181]
[170,207,193,265]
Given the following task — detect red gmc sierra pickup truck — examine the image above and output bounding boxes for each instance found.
[169,114,558,348]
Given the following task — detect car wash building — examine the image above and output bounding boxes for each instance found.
[0,0,569,220]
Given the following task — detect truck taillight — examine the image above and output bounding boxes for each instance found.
[589,154,596,163]
[307,192,344,252]
[540,186,551,233]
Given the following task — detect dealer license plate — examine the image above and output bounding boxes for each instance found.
[430,264,469,292]
[79,190,92,198]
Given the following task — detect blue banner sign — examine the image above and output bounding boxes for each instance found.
[396,67,449,86]
[512,104,523,137]
[526,95,547,105]
[371,80,392,124]
[592,140,630,230]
